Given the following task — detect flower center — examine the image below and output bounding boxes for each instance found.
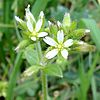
[31,31,38,37]
[57,43,64,51]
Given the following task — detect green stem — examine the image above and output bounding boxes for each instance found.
[36,41,48,100]
[41,70,48,100]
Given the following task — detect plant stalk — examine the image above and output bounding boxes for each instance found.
[36,41,48,100]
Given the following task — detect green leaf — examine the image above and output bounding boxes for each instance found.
[43,64,63,78]
[24,46,39,65]
[79,18,100,51]
[15,80,39,95]
[23,65,41,77]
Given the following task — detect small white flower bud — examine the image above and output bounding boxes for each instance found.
[15,16,21,22]
[48,21,52,26]
[15,46,19,52]
[57,21,61,27]
[85,29,90,33]
[39,11,44,19]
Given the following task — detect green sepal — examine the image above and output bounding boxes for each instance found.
[17,19,27,30]
[21,30,31,39]
[49,23,58,35]
[69,21,77,31]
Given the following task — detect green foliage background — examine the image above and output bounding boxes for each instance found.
[0,0,100,100]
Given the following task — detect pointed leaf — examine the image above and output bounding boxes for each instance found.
[43,64,63,78]
[24,46,39,65]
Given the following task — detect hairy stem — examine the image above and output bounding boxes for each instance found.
[36,41,48,100]
[41,70,48,100]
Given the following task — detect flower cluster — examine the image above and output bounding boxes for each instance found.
[15,5,95,60]
[15,5,48,41]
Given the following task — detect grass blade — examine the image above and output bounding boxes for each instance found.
[32,0,49,18]
[6,52,23,100]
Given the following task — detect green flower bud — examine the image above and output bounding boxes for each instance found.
[15,16,27,30]
[63,13,71,27]
[74,43,96,52]
[15,40,31,52]
[48,21,58,35]
[22,65,41,77]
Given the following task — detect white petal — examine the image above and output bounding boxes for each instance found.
[35,19,42,32]
[57,21,61,27]
[25,5,35,22]
[43,36,57,46]
[15,16,21,22]
[57,30,64,43]
[39,11,44,19]
[85,29,90,33]
[77,41,85,45]
[38,32,48,37]
[64,39,73,47]
[46,49,58,59]
[15,46,19,52]
[48,21,52,26]
[27,20,33,32]
[61,49,68,59]
[31,37,36,41]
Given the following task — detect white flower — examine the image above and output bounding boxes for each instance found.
[15,5,48,41]
[25,5,48,41]
[43,30,73,59]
